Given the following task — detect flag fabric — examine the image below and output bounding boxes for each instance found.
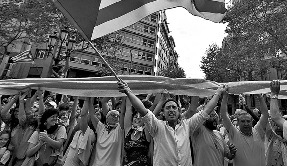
[10,50,34,63]
[0,75,217,96]
[0,75,286,99]
[52,0,227,40]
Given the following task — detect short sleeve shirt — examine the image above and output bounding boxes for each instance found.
[28,126,67,165]
[227,123,265,166]
[93,122,123,166]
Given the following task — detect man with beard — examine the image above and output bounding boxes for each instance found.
[220,90,268,166]
[192,107,237,166]
[269,80,287,166]
[118,81,228,166]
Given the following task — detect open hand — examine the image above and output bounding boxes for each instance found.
[270,80,280,95]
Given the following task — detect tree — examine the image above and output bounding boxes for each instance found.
[158,64,186,78]
[200,43,234,82]
[0,0,71,55]
[221,0,287,80]
[0,0,123,78]
[201,0,287,81]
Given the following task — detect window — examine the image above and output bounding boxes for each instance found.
[115,48,122,56]
[149,27,156,34]
[131,50,138,59]
[137,66,144,74]
[122,48,130,57]
[145,68,152,75]
[36,49,46,59]
[122,64,128,71]
[148,40,154,48]
[151,14,157,22]
[133,36,141,44]
[144,25,149,33]
[147,54,153,61]
[143,39,148,47]
[92,61,100,66]
[124,34,132,42]
[81,59,90,65]
[70,57,80,63]
[138,51,143,59]
[27,67,43,78]
[135,24,142,31]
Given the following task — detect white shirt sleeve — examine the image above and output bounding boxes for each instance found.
[283,120,287,140]
[28,131,39,145]
[188,110,209,133]
[0,149,10,165]
[142,110,160,137]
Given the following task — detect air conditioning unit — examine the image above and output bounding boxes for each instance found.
[7,63,14,70]
[6,70,11,77]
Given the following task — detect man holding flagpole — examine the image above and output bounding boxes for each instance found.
[118,81,228,165]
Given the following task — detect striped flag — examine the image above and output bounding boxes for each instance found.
[10,50,34,63]
[52,0,227,40]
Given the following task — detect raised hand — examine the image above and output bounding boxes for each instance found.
[216,84,229,96]
[270,80,280,95]
[118,81,131,94]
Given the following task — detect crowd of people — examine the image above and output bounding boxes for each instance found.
[0,80,285,166]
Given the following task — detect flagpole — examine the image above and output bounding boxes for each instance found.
[81,35,121,82]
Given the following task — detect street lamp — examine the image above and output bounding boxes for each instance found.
[46,27,77,78]
[66,35,76,53]
[47,31,58,52]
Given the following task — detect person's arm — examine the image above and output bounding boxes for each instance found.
[101,97,110,117]
[67,96,79,133]
[152,93,168,116]
[124,98,133,134]
[26,131,46,157]
[220,92,233,132]
[25,89,33,116]
[182,96,199,119]
[120,97,126,129]
[118,82,148,116]
[89,98,100,131]
[79,97,89,133]
[256,94,269,131]
[18,92,27,126]
[30,90,38,106]
[149,93,161,112]
[39,127,66,149]
[202,86,226,115]
[37,89,45,118]
[243,104,259,122]
[270,80,285,128]
[0,95,18,121]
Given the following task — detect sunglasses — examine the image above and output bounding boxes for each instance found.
[165,105,178,110]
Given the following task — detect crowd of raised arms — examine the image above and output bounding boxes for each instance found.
[0,80,285,166]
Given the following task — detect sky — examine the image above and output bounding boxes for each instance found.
[165,8,228,79]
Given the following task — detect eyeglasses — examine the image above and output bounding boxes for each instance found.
[109,114,119,118]
[165,105,178,110]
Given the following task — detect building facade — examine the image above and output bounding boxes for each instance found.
[6,11,178,78]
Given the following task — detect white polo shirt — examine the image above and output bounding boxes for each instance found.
[142,110,209,166]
